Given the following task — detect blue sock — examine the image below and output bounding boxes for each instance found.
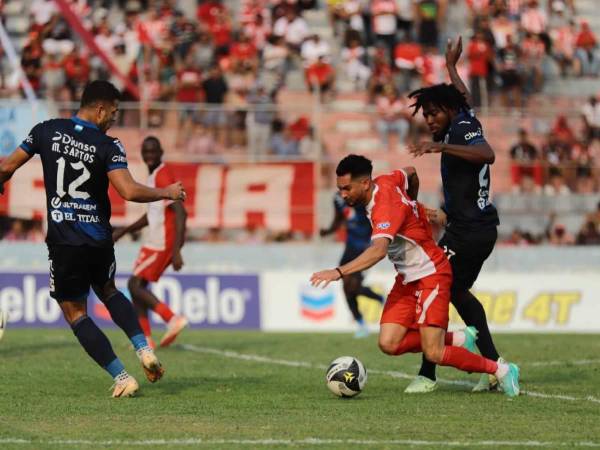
[105,358,126,378]
[130,333,148,352]
[71,315,121,377]
[103,291,147,350]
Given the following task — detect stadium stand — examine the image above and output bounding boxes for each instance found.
[0,0,599,245]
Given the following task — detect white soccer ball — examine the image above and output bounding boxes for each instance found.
[325,356,367,397]
[0,309,7,341]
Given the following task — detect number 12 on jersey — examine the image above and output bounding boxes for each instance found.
[56,157,90,200]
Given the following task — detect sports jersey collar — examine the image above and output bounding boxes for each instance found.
[71,116,99,130]
[366,184,379,217]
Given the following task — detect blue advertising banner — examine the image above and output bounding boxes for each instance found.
[0,103,50,156]
[0,272,260,329]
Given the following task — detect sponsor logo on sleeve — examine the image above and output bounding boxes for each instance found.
[377,222,390,230]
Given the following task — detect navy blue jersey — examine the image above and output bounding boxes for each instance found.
[334,193,371,251]
[20,117,128,247]
[440,110,500,231]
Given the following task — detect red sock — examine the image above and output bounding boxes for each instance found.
[440,346,498,374]
[445,332,453,345]
[394,331,422,355]
[138,316,152,337]
[153,302,174,323]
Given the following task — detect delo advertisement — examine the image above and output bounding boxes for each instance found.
[0,272,260,329]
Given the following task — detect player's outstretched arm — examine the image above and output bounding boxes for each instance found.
[408,141,495,164]
[0,148,33,194]
[445,36,474,107]
[171,201,187,271]
[112,214,148,242]
[108,168,186,203]
[310,238,389,288]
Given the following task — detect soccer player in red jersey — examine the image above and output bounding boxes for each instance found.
[311,155,520,397]
[113,137,188,348]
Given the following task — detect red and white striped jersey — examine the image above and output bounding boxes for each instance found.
[144,163,176,251]
[367,170,450,283]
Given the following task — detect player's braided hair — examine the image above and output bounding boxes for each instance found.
[408,83,470,116]
[336,154,373,179]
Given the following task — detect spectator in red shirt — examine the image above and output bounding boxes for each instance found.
[63,47,90,100]
[575,21,600,76]
[467,31,493,107]
[305,56,335,102]
[197,0,227,27]
[509,128,543,189]
[230,33,259,71]
[175,58,203,142]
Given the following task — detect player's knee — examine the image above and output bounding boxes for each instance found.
[127,276,142,294]
[422,343,444,364]
[378,337,399,355]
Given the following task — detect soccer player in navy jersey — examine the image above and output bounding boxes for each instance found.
[320,192,384,338]
[0,80,186,397]
[405,37,505,393]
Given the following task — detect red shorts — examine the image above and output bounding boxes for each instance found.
[380,272,452,330]
[133,246,173,282]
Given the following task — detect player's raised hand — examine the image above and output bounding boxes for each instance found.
[310,269,341,288]
[408,142,443,157]
[166,181,186,201]
[445,36,463,68]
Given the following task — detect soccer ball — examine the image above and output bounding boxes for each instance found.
[0,309,7,341]
[325,356,367,397]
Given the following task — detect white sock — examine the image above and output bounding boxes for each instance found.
[495,362,509,379]
[452,331,465,347]
[114,370,129,382]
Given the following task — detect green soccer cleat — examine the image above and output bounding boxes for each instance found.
[462,326,479,353]
[472,357,504,392]
[498,363,520,398]
[404,375,438,394]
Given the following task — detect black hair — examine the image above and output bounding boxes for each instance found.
[408,83,470,116]
[80,80,121,108]
[336,154,372,179]
[142,135,162,149]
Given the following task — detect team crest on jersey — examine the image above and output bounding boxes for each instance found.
[377,222,390,230]
[113,139,126,155]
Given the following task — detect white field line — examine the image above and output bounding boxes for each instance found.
[526,359,600,367]
[2,438,600,447]
[180,344,600,404]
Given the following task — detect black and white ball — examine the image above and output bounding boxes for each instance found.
[325,356,367,397]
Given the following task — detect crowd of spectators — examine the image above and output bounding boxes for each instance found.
[502,201,600,245]
[509,94,600,194]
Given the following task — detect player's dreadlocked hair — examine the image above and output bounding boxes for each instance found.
[336,154,372,179]
[408,83,470,116]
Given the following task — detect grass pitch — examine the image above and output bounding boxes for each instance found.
[1,329,599,449]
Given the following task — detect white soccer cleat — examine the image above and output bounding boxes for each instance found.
[0,309,7,341]
[110,373,139,398]
[137,347,165,383]
[159,315,188,347]
[404,375,438,394]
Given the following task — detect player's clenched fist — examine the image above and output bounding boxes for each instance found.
[166,181,186,201]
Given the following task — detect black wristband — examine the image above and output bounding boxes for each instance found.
[335,267,343,279]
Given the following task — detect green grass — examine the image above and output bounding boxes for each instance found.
[1,329,599,449]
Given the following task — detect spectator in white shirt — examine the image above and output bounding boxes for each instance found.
[273,9,310,52]
[581,96,600,143]
[301,34,331,67]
